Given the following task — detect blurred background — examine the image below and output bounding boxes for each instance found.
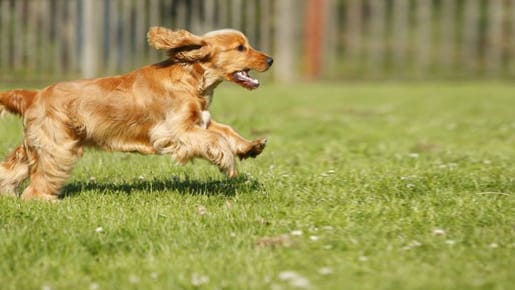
[0,0,515,82]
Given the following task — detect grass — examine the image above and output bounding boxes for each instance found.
[0,81,514,290]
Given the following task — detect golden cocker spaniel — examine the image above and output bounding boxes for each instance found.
[0,27,273,200]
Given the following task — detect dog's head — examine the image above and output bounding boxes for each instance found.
[147,27,273,90]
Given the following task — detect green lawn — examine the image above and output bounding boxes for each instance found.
[0,82,514,290]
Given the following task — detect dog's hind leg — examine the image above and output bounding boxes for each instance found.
[20,143,81,201]
[0,144,30,197]
[19,116,82,201]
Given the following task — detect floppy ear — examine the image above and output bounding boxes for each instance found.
[147,26,211,62]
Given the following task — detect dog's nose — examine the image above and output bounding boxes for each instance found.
[266,57,274,66]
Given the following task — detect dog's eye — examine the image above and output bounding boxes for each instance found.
[237,45,245,52]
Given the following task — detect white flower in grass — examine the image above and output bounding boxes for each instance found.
[89,176,97,182]
[278,271,311,289]
[290,230,303,236]
[322,225,334,231]
[309,235,319,241]
[89,282,99,290]
[445,240,456,246]
[191,273,209,286]
[128,275,139,284]
[403,240,422,251]
[447,163,458,170]
[318,267,333,275]
[138,175,145,180]
[95,227,103,233]
[278,271,298,281]
[489,242,499,249]
[321,169,336,177]
[407,153,419,159]
[290,277,311,289]
[358,256,369,262]
[196,205,207,216]
[230,232,237,238]
[432,228,446,236]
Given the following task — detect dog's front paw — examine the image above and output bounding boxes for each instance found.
[239,138,267,160]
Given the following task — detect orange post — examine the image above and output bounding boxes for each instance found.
[304,0,326,79]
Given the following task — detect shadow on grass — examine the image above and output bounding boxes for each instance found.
[60,175,263,199]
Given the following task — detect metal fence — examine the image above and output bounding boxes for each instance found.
[1,0,515,82]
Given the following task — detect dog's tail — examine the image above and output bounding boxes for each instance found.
[0,89,37,117]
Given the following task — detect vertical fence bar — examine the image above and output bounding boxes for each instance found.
[231,0,242,29]
[218,0,229,28]
[414,0,432,76]
[203,0,215,31]
[275,0,295,81]
[367,0,385,75]
[40,0,51,74]
[26,0,38,72]
[134,0,146,66]
[439,0,456,74]
[511,0,515,76]
[259,0,271,53]
[68,0,78,75]
[305,0,325,79]
[485,0,503,76]
[176,0,188,29]
[245,0,257,44]
[107,0,119,74]
[0,0,10,72]
[392,0,408,74]
[148,0,159,26]
[13,0,23,71]
[81,0,100,78]
[148,0,160,62]
[54,0,64,75]
[191,0,202,34]
[322,0,337,79]
[122,0,132,71]
[345,0,363,74]
[463,0,479,74]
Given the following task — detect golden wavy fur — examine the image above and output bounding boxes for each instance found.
[0,27,273,200]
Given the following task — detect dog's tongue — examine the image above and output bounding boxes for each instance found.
[233,71,259,89]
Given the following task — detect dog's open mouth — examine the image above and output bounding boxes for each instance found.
[231,70,259,90]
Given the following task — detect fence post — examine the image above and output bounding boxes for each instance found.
[345,0,363,75]
[439,0,456,74]
[0,0,10,71]
[392,0,408,74]
[305,0,325,79]
[275,0,296,82]
[485,0,503,76]
[414,0,432,76]
[367,0,385,76]
[81,0,100,78]
[463,0,479,74]
[511,1,515,76]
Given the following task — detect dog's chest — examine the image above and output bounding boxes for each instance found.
[200,110,211,129]
[199,90,215,129]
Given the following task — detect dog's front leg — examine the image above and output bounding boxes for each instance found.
[207,120,267,160]
[151,118,237,177]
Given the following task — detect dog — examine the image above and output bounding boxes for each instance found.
[0,27,273,200]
